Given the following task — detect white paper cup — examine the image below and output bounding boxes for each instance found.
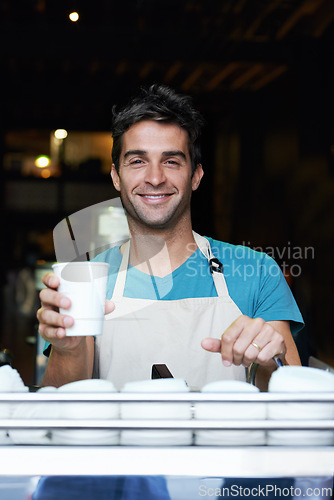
[267,366,334,446]
[194,380,266,446]
[52,379,119,445]
[52,262,109,336]
[120,378,192,446]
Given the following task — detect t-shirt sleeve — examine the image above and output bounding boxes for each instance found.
[253,254,304,336]
[43,341,51,357]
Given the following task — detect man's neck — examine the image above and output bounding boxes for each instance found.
[125,224,198,278]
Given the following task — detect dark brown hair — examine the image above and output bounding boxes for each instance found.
[111,84,205,174]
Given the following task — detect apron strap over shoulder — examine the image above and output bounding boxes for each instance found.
[113,233,230,299]
[112,240,130,298]
[193,232,229,297]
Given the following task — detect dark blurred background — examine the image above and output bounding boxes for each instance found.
[1,0,333,385]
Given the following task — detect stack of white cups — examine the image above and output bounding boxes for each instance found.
[267,366,334,446]
[52,379,120,445]
[9,386,59,445]
[120,378,192,446]
[0,365,28,445]
[194,380,266,446]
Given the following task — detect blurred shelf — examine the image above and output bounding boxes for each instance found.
[0,446,334,478]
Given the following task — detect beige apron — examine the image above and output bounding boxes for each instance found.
[94,232,246,390]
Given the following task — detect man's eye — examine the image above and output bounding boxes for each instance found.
[130,159,144,165]
[166,160,179,166]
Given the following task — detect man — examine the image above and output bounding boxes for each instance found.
[37,84,303,390]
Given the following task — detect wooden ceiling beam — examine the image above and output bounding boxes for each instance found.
[244,0,284,38]
[206,62,241,91]
[313,11,334,37]
[115,60,127,76]
[312,0,334,37]
[276,0,325,39]
[139,61,155,79]
[233,0,248,15]
[181,64,206,91]
[164,61,183,83]
[252,65,287,90]
[230,63,264,90]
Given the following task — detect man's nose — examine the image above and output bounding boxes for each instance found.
[144,163,166,186]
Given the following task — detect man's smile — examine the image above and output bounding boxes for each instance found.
[137,193,174,203]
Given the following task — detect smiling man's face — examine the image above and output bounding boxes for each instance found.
[111,120,203,233]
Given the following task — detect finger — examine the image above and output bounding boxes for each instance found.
[242,324,285,367]
[105,299,115,315]
[218,315,250,366]
[231,318,267,366]
[240,332,285,368]
[219,315,246,365]
[39,325,87,354]
[241,341,267,367]
[241,323,275,366]
[201,338,221,353]
[223,317,266,366]
[256,331,286,367]
[42,272,60,289]
[39,323,67,342]
[40,288,71,310]
[37,307,74,331]
[231,317,267,365]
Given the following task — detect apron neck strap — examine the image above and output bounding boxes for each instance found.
[112,240,130,298]
[112,232,229,298]
[192,232,229,297]
[193,231,216,260]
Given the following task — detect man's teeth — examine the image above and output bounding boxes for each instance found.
[143,195,168,199]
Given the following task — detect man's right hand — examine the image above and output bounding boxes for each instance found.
[37,271,115,386]
[36,271,83,351]
[37,271,115,350]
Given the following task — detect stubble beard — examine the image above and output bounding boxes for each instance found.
[120,191,192,233]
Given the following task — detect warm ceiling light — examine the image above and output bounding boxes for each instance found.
[35,156,51,168]
[54,129,68,140]
[41,169,51,179]
[69,11,79,22]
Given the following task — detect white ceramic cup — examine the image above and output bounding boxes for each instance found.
[120,378,192,446]
[9,386,59,445]
[0,365,28,445]
[194,380,266,446]
[52,379,119,445]
[267,366,334,446]
[52,262,109,336]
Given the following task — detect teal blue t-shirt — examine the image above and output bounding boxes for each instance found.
[94,237,304,336]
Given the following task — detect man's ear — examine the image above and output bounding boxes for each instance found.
[111,164,121,192]
[192,164,204,191]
